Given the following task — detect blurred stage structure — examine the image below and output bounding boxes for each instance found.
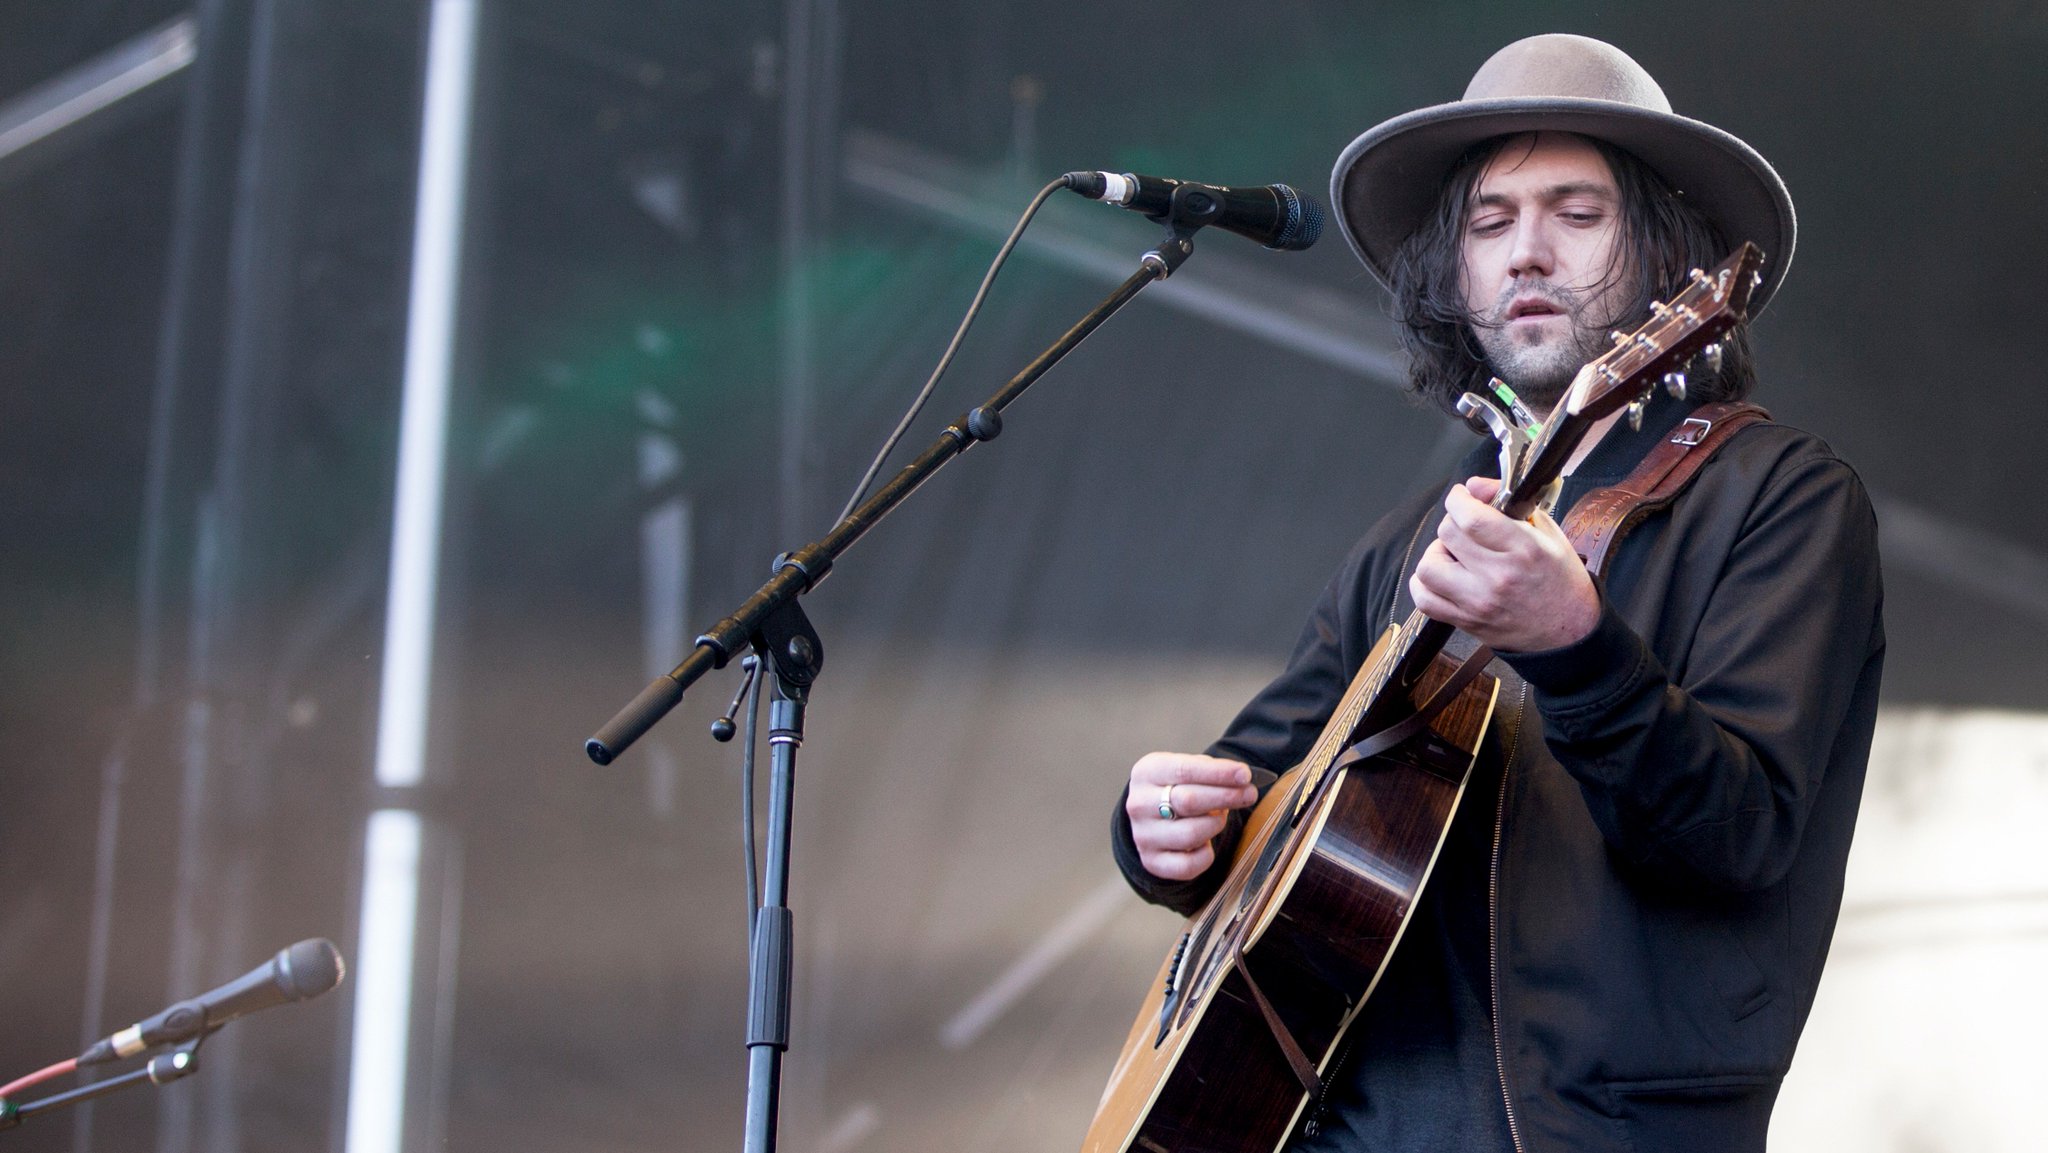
[2,3,2044,1152]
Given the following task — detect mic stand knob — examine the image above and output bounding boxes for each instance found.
[146,1040,202,1086]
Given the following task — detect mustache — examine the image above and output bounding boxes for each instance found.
[1480,280,1583,325]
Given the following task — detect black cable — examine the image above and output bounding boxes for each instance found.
[740,653,764,940]
[831,175,1073,526]
[753,174,1067,934]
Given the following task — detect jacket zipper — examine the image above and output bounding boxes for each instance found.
[1491,682,1530,1153]
[1299,1025,1361,1138]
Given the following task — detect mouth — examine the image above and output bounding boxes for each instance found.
[1506,298,1565,322]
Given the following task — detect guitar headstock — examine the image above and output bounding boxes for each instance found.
[1563,242,1765,422]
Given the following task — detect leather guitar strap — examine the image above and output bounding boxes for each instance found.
[1230,938,1321,1099]
[1291,643,1496,829]
[1561,401,1771,576]
[1250,644,1497,1095]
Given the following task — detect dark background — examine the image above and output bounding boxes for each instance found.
[3,2,2043,1151]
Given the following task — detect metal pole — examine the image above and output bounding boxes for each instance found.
[742,680,806,1153]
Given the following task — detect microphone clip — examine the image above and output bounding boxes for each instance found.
[1157,181,1228,232]
[1138,191,1211,279]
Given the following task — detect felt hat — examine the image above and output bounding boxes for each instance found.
[1329,33,1795,312]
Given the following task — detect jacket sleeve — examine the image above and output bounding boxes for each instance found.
[1498,452,1884,893]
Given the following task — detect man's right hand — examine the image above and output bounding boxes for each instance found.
[1126,753,1261,881]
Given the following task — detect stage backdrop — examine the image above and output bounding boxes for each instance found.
[2,2,2044,1151]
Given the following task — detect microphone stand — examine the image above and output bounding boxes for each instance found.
[586,201,1213,1153]
[0,1039,203,1134]
[739,598,817,1153]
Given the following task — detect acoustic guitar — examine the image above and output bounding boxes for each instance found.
[1083,244,1766,1153]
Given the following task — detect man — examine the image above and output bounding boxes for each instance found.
[1109,34,1884,1153]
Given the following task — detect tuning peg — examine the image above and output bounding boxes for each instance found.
[1663,371,1688,400]
[1696,342,1724,376]
[1610,330,1631,347]
[1626,399,1646,431]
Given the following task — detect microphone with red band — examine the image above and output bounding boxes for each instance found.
[1062,170,1325,251]
[77,939,345,1066]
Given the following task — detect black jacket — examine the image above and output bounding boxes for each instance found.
[1112,394,1885,1153]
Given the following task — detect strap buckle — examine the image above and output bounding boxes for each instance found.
[1670,417,1713,446]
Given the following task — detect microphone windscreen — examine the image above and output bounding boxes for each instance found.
[278,938,346,1000]
[1272,188,1325,251]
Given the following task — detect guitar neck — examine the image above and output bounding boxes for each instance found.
[1500,408,1598,519]
[1382,405,1598,688]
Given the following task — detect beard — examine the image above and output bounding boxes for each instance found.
[1470,278,1634,413]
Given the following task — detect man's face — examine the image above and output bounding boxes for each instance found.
[1460,133,1632,410]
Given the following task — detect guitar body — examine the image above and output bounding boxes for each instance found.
[1084,634,1499,1153]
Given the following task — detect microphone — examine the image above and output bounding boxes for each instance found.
[1062,171,1324,251]
[77,939,346,1066]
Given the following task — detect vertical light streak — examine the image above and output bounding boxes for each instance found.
[638,416,689,816]
[350,5,478,1153]
[373,0,478,791]
[344,811,424,1153]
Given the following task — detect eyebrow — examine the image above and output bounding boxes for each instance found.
[1469,181,1618,211]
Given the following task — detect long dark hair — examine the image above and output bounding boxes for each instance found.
[1386,133,1757,415]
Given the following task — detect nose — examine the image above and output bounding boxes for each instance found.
[1506,214,1555,280]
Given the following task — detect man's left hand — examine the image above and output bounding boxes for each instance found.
[1408,476,1600,653]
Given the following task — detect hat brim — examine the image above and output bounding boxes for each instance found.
[1330,97,1796,315]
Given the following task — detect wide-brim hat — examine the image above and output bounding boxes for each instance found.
[1330,34,1796,313]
